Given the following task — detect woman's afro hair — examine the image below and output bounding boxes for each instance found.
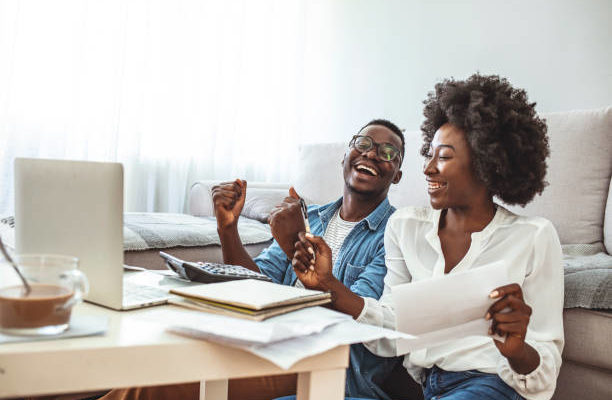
[421,73,549,206]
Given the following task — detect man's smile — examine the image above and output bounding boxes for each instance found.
[353,162,379,177]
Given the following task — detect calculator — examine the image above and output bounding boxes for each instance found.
[159,251,273,284]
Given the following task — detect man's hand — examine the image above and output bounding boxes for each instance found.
[268,187,306,259]
[292,232,334,291]
[211,179,247,230]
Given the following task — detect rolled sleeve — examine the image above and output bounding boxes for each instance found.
[497,221,564,399]
[254,240,290,284]
[497,340,561,400]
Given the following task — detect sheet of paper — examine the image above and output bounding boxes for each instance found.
[141,305,351,345]
[393,261,512,354]
[242,319,412,369]
[137,300,412,369]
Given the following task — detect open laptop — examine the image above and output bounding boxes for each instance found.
[14,157,170,310]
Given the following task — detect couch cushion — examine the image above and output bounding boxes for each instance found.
[563,252,612,309]
[387,129,430,209]
[553,358,612,400]
[123,213,272,251]
[562,309,612,370]
[241,187,290,223]
[604,178,612,254]
[124,241,273,269]
[505,107,612,246]
[293,142,345,205]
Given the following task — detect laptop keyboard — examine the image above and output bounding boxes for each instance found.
[123,280,169,306]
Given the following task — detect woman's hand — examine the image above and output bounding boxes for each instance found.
[291,232,334,291]
[487,283,540,374]
[292,232,365,318]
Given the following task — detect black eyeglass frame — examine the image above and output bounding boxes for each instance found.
[349,135,403,163]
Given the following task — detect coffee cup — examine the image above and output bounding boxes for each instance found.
[0,254,88,336]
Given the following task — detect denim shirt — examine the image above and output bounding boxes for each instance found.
[255,197,402,400]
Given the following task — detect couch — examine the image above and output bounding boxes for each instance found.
[176,107,612,400]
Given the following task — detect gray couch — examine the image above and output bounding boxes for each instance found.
[127,107,612,399]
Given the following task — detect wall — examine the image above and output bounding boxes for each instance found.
[298,0,612,144]
[1,0,610,214]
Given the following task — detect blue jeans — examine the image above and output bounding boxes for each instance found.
[423,366,524,400]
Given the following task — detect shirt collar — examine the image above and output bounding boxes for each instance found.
[317,196,393,231]
[428,204,510,241]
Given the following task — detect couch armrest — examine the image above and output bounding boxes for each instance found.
[189,180,292,219]
[189,180,217,217]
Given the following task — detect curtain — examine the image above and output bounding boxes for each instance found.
[0,0,313,215]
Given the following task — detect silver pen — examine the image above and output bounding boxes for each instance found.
[299,198,315,265]
[299,198,311,234]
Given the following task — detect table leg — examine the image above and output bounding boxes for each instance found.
[296,368,346,400]
[199,379,228,400]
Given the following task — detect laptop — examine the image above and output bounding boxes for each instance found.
[14,157,170,310]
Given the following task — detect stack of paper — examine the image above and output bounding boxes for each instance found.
[138,306,411,369]
[169,279,332,321]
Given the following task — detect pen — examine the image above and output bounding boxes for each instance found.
[299,198,311,234]
[299,198,315,265]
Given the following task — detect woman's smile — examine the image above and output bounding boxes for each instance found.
[427,179,447,193]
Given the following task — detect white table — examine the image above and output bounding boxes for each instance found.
[0,302,349,399]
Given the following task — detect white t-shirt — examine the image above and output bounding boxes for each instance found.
[357,205,564,400]
[294,208,359,288]
[323,208,360,268]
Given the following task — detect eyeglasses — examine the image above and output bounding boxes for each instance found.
[349,135,402,163]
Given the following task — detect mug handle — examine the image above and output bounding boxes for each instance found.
[57,269,89,311]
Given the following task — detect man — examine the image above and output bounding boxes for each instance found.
[213,119,404,400]
[99,119,405,400]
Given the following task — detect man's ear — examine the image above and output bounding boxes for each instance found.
[392,169,402,184]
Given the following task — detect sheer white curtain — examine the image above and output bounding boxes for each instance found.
[0,0,312,215]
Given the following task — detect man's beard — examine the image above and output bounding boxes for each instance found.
[345,181,380,197]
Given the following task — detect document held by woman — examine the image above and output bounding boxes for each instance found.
[393,261,511,354]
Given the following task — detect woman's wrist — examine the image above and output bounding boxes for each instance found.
[319,274,340,294]
[319,276,364,319]
[507,342,540,375]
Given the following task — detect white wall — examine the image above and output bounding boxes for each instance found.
[1,0,610,215]
[299,0,612,144]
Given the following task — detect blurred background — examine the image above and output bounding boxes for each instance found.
[1,0,610,215]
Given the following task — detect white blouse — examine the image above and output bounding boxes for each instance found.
[357,206,564,400]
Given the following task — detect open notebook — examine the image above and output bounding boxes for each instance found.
[169,279,332,321]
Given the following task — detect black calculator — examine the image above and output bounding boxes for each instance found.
[159,251,273,284]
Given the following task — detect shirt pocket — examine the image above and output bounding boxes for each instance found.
[343,263,366,287]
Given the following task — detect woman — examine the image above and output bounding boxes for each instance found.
[291,74,564,400]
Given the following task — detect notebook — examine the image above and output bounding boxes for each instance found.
[169,279,332,320]
[14,158,170,310]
